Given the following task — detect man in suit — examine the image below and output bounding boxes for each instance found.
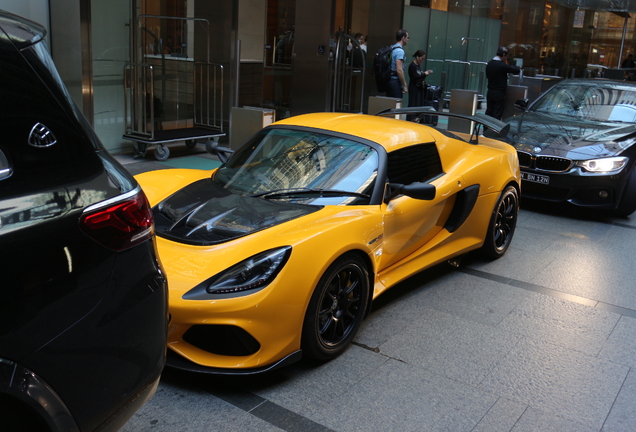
[485,46,521,120]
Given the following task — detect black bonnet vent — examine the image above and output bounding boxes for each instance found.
[153,179,320,246]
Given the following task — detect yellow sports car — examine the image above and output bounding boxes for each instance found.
[136,108,520,374]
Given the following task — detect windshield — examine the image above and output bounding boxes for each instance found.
[531,83,636,123]
[213,128,378,205]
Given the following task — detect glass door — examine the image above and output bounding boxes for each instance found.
[91,0,133,153]
[262,0,296,119]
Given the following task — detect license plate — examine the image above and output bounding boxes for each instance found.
[521,172,550,185]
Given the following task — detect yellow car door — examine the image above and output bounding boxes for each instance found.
[377,142,464,270]
[379,172,464,270]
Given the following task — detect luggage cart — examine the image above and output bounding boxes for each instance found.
[123,15,232,162]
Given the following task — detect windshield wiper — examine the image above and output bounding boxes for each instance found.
[250,187,370,199]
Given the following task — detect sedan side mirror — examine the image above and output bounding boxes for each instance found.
[385,182,436,203]
[514,99,529,111]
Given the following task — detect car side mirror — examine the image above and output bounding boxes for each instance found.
[514,99,529,111]
[385,182,436,203]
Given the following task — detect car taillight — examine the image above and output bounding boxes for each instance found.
[80,189,154,251]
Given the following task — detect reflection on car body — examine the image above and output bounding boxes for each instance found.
[136,109,520,375]
[504,78,636,216]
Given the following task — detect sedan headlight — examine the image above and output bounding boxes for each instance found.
[205,247,292,295]
[576,156,628,173]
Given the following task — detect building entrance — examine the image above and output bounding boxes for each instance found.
[262,0,372,118]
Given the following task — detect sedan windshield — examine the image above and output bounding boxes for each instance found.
[531,83,636,123]
[213,128,378,205]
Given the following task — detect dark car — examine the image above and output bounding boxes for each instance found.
[0,10,167,432]
[504,78,636,216]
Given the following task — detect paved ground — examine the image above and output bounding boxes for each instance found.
[117,129,636,432]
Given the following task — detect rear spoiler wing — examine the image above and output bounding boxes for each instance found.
[375,107,510,143]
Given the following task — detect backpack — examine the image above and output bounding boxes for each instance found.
[373,45,399,92]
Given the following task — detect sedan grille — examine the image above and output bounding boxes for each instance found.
[517,151,573,172]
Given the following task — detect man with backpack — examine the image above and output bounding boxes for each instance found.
[373,29,409,98]
[387,29,409,98]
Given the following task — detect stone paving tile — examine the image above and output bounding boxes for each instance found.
[495,293,620,355]
[398,271,531,327]
[309,359,498,432]
[466,244,560,284]
[244,345,389,415]
[354,266,456,349]
[119,378,284,432]
[602,368,636,432]
[356,269,530,351]
[519,209,607,237]
[478,339,629,430]
[471,397,527,432]
[529,237,636,310]
[598,224,636,248]
[354,305,416,351]
[510,406,598,432]
[599,316,636,368]
[378,308,523,386]
[506,223,556,253]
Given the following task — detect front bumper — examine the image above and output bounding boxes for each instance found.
[166,281,308,372]
[166,349,302,375]
[519,167,630,209]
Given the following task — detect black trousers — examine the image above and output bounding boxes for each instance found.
[486,89,506,120]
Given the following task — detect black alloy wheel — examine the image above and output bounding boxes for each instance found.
[480,185,518,260]
[301,254,370,361]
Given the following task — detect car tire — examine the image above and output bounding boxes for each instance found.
[301,253,370,361]
[185,139,197,149]
[480,185,518,260]
[154,144,170,161]
[613,168,636,217]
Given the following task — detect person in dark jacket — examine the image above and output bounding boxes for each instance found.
[407,50,433,122]
[485,46,521,120]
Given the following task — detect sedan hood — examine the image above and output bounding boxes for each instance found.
[153,179,321,246]
[506,111,636,159]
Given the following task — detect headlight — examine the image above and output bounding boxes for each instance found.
[205,247,292,295]
[576,156,628,173]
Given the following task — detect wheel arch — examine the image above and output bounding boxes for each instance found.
[0,359,79,432]
[507,179,521,197]
[299,248,375,360]
[320,249,375,318]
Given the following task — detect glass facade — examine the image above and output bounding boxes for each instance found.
[8,0,636,153]
[407,0,636,86]
[403,5,501,106]
[500,1,636,76]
